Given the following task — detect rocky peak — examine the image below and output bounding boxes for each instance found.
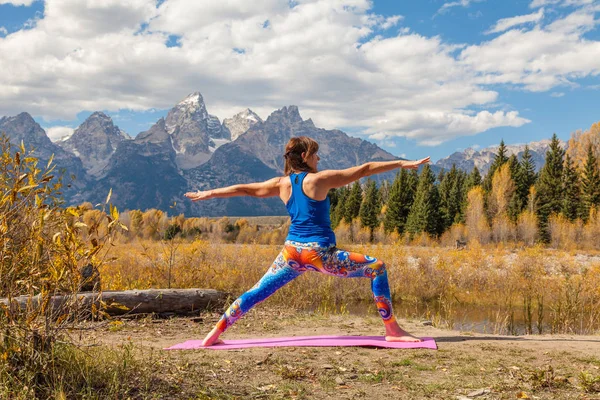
[135,118,170,144]
[228,106,398,176]
[165,92,209,134]
[265,106,303,126]
[70,112,129,143]
[0,112,50,145]
[0,112,88,192]
[164,92,228,169]
[78,112,129,138]
[57,112,130,177]
[222,108,263,141]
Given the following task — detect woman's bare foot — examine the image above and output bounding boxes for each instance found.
[385,322,422,342]
[202,326,224,347]
[385,333,422,343]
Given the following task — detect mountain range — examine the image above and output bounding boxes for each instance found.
[0,92,562,216]
[436,140,566,176]
[0,93,402,216]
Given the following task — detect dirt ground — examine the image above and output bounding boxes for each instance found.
[80,308,600,399]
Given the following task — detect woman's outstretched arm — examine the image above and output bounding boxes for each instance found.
[185,177,282,202]
[315,157,430,190]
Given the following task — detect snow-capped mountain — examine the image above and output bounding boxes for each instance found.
[435,139,567,175]
[165,92,229,169]
[222,108,263,141]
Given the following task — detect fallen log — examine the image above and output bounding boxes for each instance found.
[0,288,229,317]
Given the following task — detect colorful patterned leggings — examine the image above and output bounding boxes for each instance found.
[215,241,397,332]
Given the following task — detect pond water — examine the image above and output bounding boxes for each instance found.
[310,300,600,336]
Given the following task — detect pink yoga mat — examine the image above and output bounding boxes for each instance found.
[165,336,437,350]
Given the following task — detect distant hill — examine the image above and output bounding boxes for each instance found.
[434,139,567,175]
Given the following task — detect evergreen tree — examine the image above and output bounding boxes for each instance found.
[329,187,340,210]
[359,179,381,242]
[437,169,446,184]
[466,166,482,190]
[507,155,523,221]
[514,145,537,214]
[483,140,509,193]
[580,144,600,221]
[408,169,419,191]
[535,134,565,242]
[561,154,580,222]
[331,186,349,228]
[451,169,467,224]
[438,165,458,231]
[406,165,441,236]
[508,154,519,178]
[383,169,416,234]
[344,181,362,224]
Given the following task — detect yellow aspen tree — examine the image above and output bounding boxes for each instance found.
[517,210,538,245]
[489,163,515,218]
[466,186,491,244]
[566,121,600,169]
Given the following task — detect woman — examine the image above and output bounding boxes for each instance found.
[185,136,430,346]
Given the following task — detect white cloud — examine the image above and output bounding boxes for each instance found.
[437,0,484,15]
[0,0,38,5]
[0,0,597,146]
[43,0,157,38]
[530,0,595,8]
[531,0,560,7]
[486,8,544,34]
[0,27,7,36]
[461,6,600,92]
[365,110,529,146]
[45,126,74,142]
[550,92,565,97]
[380,15,402,30]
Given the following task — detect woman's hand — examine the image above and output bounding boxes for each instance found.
[184,190,212,202]
[403,157,430,170]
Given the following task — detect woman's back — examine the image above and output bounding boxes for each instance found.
[285,172,335,245]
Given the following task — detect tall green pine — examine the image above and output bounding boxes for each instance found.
[561,154,580,222]
[383,169,416,234]
[439,165,459,231]
[507,155,522,221]
[330,186,349,228]
[535,134,565,242]
[580,144,600,221]
[450,169,467,224]
[344,181,363,224]
[515,145,537,213]
[466,166,482,190]
[359,179,381,242]
[406,165,441,236]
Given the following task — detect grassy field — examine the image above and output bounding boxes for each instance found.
[102,241,600,335]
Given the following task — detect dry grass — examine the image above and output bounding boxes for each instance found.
[101,240,600,335]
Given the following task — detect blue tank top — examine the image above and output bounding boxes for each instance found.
[285,172,336,245]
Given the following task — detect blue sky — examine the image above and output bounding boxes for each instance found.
[0,0,599,162]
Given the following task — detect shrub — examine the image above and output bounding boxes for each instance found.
[0,136,124,397]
